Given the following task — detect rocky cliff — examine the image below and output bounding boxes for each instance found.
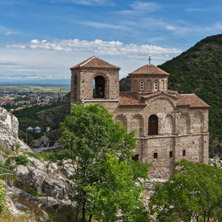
[0,107,75,221]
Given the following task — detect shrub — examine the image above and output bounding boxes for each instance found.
[5,155,29,167]
[0,181,5,214]
[15,143,20,150]
[16,155,29,166]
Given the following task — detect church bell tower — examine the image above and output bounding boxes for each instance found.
[70,56,120,104]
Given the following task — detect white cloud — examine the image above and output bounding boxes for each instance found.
[7,38,182,60]
[210,22,222,31]
[53,0,111,6]
[78,21,127,29]
[1,38,183,81]
[31,39,40,44]
[185,7,209,12]
[4,31,14,36]
[165,21,222,36]
[72,0,107,5]
[166,25,176,31]
[118,1,162,15]
[0,26,21,36]
[130,1,162,11]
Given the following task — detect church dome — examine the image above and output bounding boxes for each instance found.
[129,64,169,76]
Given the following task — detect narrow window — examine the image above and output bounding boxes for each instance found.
[154,153,158,158]
[132,154,139,161]
[148,115,158,135]
[140,81,144,91]
[183,150,186,156]
[169,151,173,158]
[154,80,159,92]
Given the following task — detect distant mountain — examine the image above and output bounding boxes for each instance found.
[120,34,222,151]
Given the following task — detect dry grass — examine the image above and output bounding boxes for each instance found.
[0,207,39,222]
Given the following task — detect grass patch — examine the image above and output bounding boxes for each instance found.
[25,149,72,163]
[39,149,72,162]
[25,152,43,161]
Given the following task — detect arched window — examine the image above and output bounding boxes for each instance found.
[154,81,159,92]
[115,114,127,131]
[93,75,106,98]
[148,115,158,135]
[140,81,144,91]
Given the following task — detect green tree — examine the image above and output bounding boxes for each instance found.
[61,104,149,222]
[149,159,222,222]
[85,154,150,222]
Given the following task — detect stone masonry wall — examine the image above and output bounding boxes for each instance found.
[111,95,209,179]
[71,68,119,103]
[130,75,168,93]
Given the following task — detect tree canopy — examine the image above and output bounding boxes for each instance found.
[61,104,149,222]
[149,159,222,222]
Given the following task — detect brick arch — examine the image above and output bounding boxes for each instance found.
[131,114,144,136]
[163,114,174,134]
[153,79,159,92]
[179,113,190,134]
[151,97,175,109]
[92,73,110,99]
[115,114,127,131]
[194,112,204,133]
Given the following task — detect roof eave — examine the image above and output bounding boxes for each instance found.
[118,104,146,108]
[129,73,170,76]
[70,66,120,70]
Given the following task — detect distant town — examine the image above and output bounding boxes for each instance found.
[0,86,70,111]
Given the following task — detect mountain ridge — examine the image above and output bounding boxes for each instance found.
[159,34,222,145]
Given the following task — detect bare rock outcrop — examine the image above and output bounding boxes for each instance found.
[0,107,30,151]
[15,157,75,200]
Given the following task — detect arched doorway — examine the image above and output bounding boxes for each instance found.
[148,115,158,135]
[93,75,106,98]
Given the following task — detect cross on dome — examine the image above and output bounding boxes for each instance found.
[148,56,151,64]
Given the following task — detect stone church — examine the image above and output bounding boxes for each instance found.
[70,56,210,179]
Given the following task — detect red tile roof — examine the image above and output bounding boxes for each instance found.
[119,91,210,108]
[119,92,145,106]
[70,56,120,70]
[177,93,210,108]
[129,64,169,76]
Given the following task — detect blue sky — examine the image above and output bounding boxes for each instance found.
[0,0,222,84]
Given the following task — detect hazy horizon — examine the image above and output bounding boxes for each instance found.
[0,79,70,86]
